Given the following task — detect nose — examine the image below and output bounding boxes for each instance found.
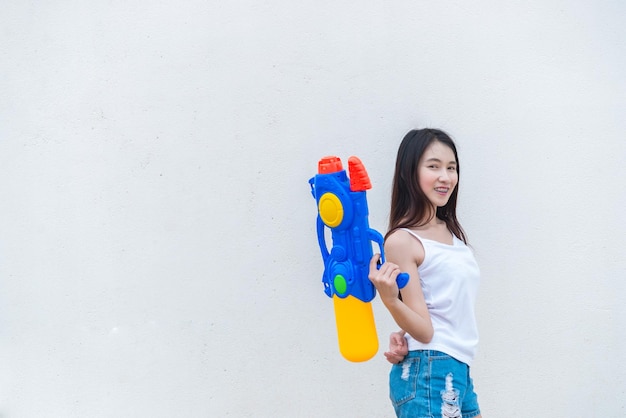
[438,170,451,183]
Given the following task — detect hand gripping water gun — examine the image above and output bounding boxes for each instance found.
[309,156,409,362]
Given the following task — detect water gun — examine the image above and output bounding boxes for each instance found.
[309,156,409,362]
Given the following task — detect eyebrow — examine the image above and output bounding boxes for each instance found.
[424,158,457,165]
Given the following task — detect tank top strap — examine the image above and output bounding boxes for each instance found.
[399,228,459,247]
[399,227,425,243]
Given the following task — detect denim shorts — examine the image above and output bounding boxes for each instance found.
[389,350,480,418]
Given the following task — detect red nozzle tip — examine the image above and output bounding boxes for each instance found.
[318,156,343,174]
[348,156,371,191]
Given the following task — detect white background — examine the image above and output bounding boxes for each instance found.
[1,1,625,417]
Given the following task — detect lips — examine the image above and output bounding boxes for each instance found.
[434,187,449,194]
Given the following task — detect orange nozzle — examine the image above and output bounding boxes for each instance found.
[318,156,343,174]
[348,156,371,191]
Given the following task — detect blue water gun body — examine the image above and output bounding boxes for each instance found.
[309,156,409,362]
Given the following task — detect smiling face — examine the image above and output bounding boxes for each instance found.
[418,141,459,209]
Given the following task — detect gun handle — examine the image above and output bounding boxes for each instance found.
[316,216,330,262]
[396,272,410,289]
[375,261,410,290]
[371,228,410,290]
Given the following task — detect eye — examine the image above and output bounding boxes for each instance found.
[448,166,457,171]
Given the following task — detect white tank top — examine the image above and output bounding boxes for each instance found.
[401,228,480,366]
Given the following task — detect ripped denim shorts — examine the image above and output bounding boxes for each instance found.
[389,350,480,418]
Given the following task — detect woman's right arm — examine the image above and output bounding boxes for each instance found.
[368,230,433,343]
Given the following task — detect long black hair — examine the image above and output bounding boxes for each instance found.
[386,128,467,244]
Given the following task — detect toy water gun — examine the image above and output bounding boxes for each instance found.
[309,156,409,362]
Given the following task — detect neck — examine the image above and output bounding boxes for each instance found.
[419,207,443,228]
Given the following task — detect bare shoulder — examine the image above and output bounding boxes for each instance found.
[384,229,415,248]
[384,229,425,265]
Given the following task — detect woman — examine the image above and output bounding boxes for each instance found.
[369,129,482,418]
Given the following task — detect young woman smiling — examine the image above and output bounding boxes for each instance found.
[369,129,483,418]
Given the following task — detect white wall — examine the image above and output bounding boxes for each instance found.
[1,1,625,417]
